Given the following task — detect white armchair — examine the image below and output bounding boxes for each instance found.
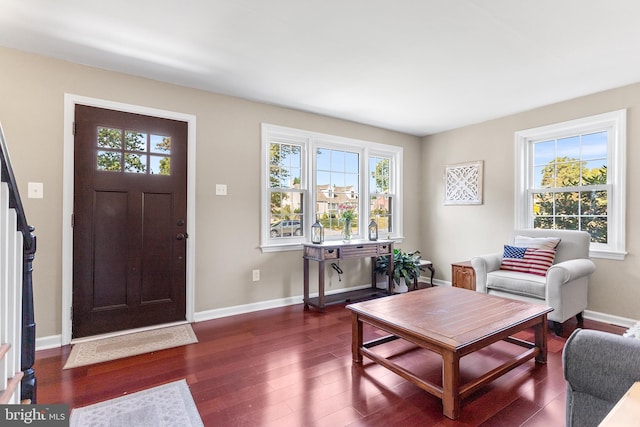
[471,229,596,335]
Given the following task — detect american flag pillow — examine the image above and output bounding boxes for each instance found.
[500,245,556,277]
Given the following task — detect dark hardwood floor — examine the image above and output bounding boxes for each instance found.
[35,297,626,426]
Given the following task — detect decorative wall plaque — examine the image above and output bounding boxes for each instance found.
[444,160,483,205]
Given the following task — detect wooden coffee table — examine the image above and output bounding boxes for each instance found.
[347,286,553,419]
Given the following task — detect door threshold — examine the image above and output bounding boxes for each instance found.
[70,320,189,344]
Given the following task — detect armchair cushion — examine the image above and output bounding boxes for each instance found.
[487,270,546,298]
[500,245,556,276]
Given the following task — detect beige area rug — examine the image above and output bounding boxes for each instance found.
[63,324,198,369]
[70,379,203,427]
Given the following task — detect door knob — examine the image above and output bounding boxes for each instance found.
[176,233,188,240]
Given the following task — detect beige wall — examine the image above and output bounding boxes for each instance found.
[0,47,422,338]
[4,44,638,340]
[421,84,640,322]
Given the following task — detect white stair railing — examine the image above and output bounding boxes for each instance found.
[0,123,36,404]
[0,181,23,404]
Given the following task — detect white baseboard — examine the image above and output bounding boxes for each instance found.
[194,284,373,323]
[193,296,301,322]
[36,335,62,351]
[35,284,639,349]
[583,310,638,328]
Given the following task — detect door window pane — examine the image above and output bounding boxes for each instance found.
[97,151,122,172]
[150,156,171,175]
[97,127,122,149]
[124,153,147,173]
[151,134,171,153]
[125,131,147,152]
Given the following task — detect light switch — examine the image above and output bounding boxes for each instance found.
[215,184,228,196]
[28,182,43,199]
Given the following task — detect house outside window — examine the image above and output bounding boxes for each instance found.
[268,137,305,239]
[316,148,360,238]
[515,110,626,260]
[261,124,403,251]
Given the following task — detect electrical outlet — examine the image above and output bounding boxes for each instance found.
[252,269,260,281]
[215,184,228,196]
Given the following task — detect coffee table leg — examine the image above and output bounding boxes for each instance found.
[535,314,548,363]
[442,351,461,419]
[352,312,363,363]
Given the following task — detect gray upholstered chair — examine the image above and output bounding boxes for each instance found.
[471,229,596,335]
[563,328,640,427]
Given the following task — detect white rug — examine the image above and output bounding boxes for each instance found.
[70,379,203,427]
[64,325,198,369]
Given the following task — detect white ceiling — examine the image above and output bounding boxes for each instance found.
[1,1,640,136]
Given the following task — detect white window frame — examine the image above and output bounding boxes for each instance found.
[261,124,403,252]
[514,109,626,260]
[368,151,397,238]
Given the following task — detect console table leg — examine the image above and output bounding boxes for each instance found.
[318,260,325,311]
[303,258,310,309]
[370,256,377,290]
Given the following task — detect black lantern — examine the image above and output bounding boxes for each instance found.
[311,217,324,244]
[368,219,378,241]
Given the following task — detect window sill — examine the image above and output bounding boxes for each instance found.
[260,243,304,253]
[260,236,404,253]
[589,248,627,260]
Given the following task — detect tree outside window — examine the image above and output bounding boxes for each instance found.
[370,157,392,234]
[532,131,608,243]
[516,110,626,259]
[269,142,304,238]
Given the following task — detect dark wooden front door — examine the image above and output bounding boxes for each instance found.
[72,105,188,338]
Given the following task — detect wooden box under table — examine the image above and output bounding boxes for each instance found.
[452,260,476,290]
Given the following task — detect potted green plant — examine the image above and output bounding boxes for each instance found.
[375,249,424,292]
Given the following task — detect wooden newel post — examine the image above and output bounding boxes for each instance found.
[21,227,36,404]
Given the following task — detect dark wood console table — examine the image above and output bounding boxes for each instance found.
[302,240,394,311]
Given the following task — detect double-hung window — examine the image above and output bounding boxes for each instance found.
[515,110,626,259]
[261,124,402,251]
[267,135,306,241]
